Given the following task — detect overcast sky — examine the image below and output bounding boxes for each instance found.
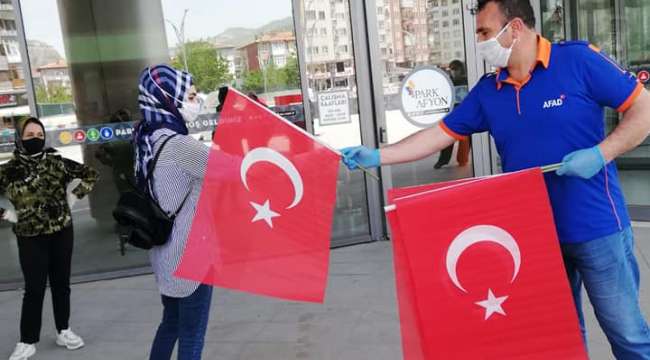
[19,0,294,57]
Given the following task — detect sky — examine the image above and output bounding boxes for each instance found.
[19,0,295,57]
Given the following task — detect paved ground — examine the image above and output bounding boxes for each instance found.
[1,226,649,359]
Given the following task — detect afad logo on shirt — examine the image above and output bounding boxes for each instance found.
[543,94,566,109]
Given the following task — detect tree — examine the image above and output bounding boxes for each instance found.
[35,84,72,104]
[241,70,264,93]
[283,55,301,88]
[263,63,287,91]
[241,55,301,94]
[171,41,233,92]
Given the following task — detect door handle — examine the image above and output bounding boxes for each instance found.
[379,126,387,144]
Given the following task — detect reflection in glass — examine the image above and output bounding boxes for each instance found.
[543,0,650,215]
[0,1,30,135]
[541,0,565,42]
[377,0,473,188]
[298,0,371,242]
[619,0,650,210]
[4,0,355,287]
[577,0,615,55]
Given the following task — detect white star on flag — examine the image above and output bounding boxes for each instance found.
[250,200,280,228]
[475,289,508,320]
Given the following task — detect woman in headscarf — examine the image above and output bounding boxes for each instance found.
[134,64,212,360]
[3,117,98,360]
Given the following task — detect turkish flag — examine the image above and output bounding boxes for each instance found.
[387,169,587,359]
[175,88,340,303]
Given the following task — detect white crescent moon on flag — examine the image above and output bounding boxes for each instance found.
[445,225,521,293]
[240,147,304,209]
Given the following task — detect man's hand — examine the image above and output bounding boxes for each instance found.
[556,146,606,179]
[340,146,381,170]
[2,208,17,223]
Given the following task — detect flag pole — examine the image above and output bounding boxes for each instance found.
[227,87,380,181]
[541,162,562,173]
[355,165,380,181]
[385,163,565,213]
[228,87,342,154]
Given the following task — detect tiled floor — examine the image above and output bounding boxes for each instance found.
[0,227,648,359]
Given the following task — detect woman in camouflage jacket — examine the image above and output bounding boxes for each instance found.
[3,117,98,360]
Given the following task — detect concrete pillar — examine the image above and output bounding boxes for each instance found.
[57,0,169,221]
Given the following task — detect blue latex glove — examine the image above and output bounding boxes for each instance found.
[340,146,381,170]
[556,146,606,179]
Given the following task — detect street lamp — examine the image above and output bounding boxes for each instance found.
[166,9,189,72]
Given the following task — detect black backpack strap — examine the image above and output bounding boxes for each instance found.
[171,187,192,218]
[145,134,178,189]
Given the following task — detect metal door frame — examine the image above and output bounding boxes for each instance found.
[292,0,385,243]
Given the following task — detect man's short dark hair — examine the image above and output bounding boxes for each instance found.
[476,0,536,29]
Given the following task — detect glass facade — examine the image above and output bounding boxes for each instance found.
[0,0,647,287]
[296,0,372,244]
[1,0,372,289]
[541,0,650,219]
[373,0,474,191]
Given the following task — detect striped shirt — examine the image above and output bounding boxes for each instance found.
[148,128,209,298]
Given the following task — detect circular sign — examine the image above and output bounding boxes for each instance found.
[100,127,114,140]
[73,130,86,142]
[399,66,455,127]
[638,70,649,84]
[87,128,100,142]
[58,131,72,145]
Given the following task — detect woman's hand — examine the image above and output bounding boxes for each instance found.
[67,192,79,209]
[2,208,17,223]
[66,178,82,209]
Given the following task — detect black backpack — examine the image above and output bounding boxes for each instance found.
[112,135,191,250]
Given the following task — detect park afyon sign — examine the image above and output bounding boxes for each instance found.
[400,66,455,127]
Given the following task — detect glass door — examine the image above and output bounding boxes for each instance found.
[367,0,478,195]
[294,0,374,246]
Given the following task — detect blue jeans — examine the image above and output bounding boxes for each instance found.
[561,227,650,359]
[149,284,213,360]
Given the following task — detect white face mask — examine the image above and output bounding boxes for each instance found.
[147,68,199,121]
[179,100,202,122]
[476,22,516,68]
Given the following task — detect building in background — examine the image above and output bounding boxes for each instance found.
[427,0,465,66]
[215,44,239,79]
[239,31,296,71]
[36,60,70,92]
[302,1,355,91]
[0,0,27,124]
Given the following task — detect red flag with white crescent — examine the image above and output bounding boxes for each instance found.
[175,88,340,303]
[386,169,587,359]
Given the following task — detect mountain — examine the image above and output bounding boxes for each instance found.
[210,16,294,48]
[27,40,64,70]
[257,17,295,35]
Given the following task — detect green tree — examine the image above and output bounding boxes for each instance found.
[263,63,287,91]
[283,55,300,88]
[171,41,233,92]
[241,55,300,94]
[35,85,48,103]
[241,70,264,93]
[35,84,72,104]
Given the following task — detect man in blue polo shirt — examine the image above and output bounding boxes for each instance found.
[342,0,650,358]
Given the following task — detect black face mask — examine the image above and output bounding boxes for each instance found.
[22,138,45,155]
